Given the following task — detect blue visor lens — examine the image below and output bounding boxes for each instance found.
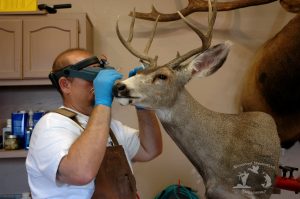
[68,66,102,81]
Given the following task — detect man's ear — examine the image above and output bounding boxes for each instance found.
[59,77,72,94]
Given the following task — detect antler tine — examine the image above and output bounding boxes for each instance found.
[144,15,160,55]
[130,0,277,22]
[167,0,217,68]
[206,0,217,45]
[127,8,136,43]
[116,10,158,67]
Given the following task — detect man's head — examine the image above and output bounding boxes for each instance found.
[50,48,110,114]
[50,49,111,92]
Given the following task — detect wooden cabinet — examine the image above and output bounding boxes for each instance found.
[0,20,22,79]
[23,19,78,79]
[0,13,93,85]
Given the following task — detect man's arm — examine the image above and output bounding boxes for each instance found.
[57,69,123,185]
[132,108,162,162]
[57,105,111,185]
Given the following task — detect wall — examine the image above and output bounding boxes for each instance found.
[0,0,299,198]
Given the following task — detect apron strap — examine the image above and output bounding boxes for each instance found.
[52,108,83,129]
[52,108,119,145]
[52,108,76,118]
[109,129,119,146]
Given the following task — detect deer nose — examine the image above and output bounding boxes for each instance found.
[113,82,128,97]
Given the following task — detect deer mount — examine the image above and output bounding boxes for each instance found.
[113,1,281,198]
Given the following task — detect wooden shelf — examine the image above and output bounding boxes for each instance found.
[0,79,51,86]
[0,149,28,158]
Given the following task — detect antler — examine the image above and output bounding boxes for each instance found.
[116,9,159,67]
[167,0,216,68]
[280,0,300,13]
[117,0,217,68]
[129,0,277,22]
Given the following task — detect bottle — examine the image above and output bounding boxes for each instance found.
[2,119,12,149]
[24,110,34,150]
[28,110,34,131]
[33,110,45,127]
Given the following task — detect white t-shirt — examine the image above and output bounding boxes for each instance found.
[26,107,140,199]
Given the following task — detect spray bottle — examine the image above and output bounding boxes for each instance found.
[25,110,34,150]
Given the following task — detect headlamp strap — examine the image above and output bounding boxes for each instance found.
[70,56,100,70]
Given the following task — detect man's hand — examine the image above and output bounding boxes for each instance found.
[128,66,145,109]
[128,65,144,78]
[93,69,123,107]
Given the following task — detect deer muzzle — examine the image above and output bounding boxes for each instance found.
[113,82,129,98]
[113,82,141,106]
[113,82,140,99]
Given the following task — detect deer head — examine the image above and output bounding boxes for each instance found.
[113,42,231,109]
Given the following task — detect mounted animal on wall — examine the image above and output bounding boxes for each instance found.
[240,14,300,149]
[113,1,281,198]
[129,0,300,149]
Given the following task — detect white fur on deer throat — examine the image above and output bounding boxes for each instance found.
[156,108,173,122]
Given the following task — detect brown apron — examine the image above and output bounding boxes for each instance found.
[92,130,137,199]
[52,108,137,199]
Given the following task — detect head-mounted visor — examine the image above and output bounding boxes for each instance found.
[49,56,114,90]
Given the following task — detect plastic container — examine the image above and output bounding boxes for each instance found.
[12,111,28,149]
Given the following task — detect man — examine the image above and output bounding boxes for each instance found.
[26,48,162,199]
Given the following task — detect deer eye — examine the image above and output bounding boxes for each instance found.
[156,74,167,80]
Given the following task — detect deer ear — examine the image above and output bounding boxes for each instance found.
[189,41,232,77]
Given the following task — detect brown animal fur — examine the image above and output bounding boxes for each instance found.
[241,14,300,148]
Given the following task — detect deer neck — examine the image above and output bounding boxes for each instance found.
[155,89,222,180]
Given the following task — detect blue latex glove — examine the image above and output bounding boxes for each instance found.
[128,65,144,78]
[128,66,145,110]
[93,69,123,107]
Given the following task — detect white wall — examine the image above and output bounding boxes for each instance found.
[23,0,300,198]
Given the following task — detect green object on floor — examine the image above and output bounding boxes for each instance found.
[154,184,199,199]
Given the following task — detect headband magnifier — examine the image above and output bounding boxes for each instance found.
[49,56,114,90]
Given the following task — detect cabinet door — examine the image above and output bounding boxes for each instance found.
[23,19,78,79]
[0,20,22,79]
